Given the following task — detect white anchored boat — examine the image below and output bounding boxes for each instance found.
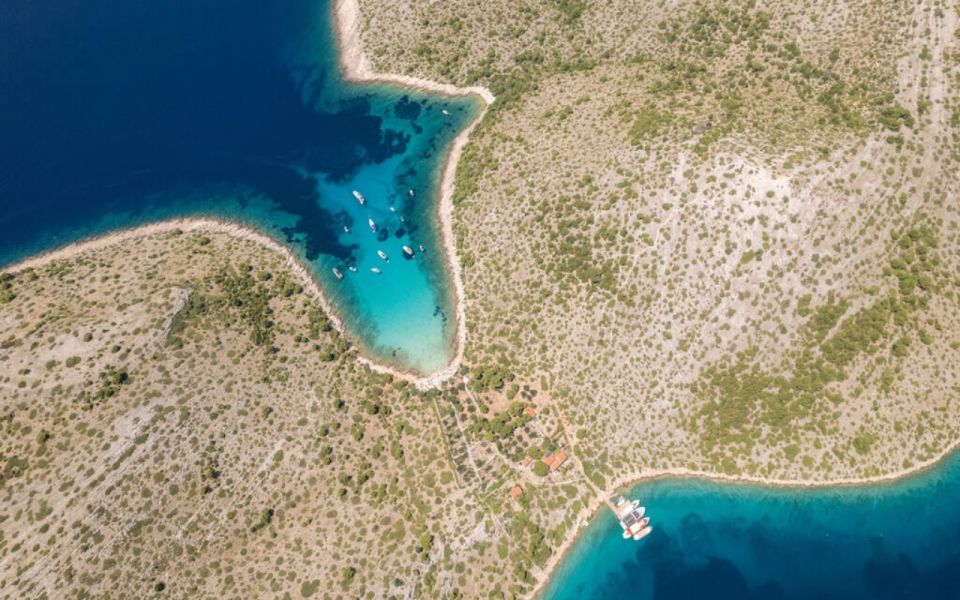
[370,267,381,274]
[368,218,377,232]
[331,267,343,280]
[352,190,366,205]
[389,206,396,213]
[377,250,389,261]
[418,244,425,252]
[408,189,415,197]
[343,225,350,233]
[402,245,415,257]
[616,498,651,541]
[348,266,358,272]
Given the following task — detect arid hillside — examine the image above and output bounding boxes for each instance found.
[357,0,960,483]
[2,2,960,599]
[0,228,591,599]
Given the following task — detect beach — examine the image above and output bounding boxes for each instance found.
[3,216,440,388]
[332,0,494,388]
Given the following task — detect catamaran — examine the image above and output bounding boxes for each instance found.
[352,190,366,205]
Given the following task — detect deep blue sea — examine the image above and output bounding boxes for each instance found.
[0,0,479,374]
[544,453,960,600]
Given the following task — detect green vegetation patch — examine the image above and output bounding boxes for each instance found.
[0,272,16,303]
[695,226,946,469]
[469,401,532,442]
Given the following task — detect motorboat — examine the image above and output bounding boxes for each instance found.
[617,497,649,540]
[352,190,366,205]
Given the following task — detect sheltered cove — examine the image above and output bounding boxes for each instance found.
[2,0,494,389]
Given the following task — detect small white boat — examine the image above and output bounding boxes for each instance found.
[442,109,450,116]
[389,206,396,213]
[418,244,425,252]
[615,496,626,508]
[343,225,350,233]
[352,190,366,205]
[370,267,381,274]
[402,245,414,257]
[399,215,405,223]
[368,218,377,232]
[377,250,389,261]
[633,525,653,541]
[408,189,415,197]
[332,268,343,280]
[348,266,358,272]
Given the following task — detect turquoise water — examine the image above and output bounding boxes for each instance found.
[544,454,960,599]
[0,0,480,374]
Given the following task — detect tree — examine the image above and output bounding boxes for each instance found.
[532,461,550,477]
